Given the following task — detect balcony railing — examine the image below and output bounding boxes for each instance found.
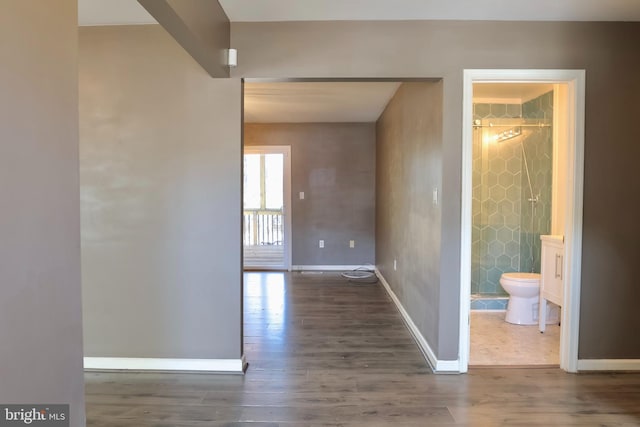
[243,210,284,247]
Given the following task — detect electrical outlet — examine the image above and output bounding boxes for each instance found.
[349,240,355,248]
[433,187,438,205]
[319,240,324,248]
[394,259,397,271]
[299,191,305,200]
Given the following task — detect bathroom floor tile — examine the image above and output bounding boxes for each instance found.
[470,311,560,366]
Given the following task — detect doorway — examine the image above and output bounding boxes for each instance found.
[460,70,586,373]
[243,146,292,270]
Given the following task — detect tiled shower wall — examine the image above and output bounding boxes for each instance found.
[471,92,553,296]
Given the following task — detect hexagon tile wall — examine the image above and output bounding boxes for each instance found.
[471,91,553,298]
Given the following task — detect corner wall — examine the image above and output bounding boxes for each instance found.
[79,25,242,361]
[376,82,443,353]
[521,92,554,273]
[245,123,376,266]
[138,0,230,78]
[231,19,640,361]
[0,1,85,423]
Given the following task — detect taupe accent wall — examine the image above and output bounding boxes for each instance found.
[80,25,242,359]
[231,20,640,360]
[376,82,443,351]
[0,1,85,423]
[245,123,376,266]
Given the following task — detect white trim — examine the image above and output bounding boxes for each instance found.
[243,145,292,271]
[561,72,586,373]
[461,69,586,374]
[291,265,367,271]
[460,72,474,374]
[376,269,459,373]
[284,147,292,272]
[83,357,246,373]
[577,359,640,372]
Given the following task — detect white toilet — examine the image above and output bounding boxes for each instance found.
[500,272,557,325]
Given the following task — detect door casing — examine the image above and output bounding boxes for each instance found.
[460,69,586,373]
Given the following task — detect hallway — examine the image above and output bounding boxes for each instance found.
[243,272,428,372]
[85,272,640,425]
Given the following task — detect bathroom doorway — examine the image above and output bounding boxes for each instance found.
[471,83,559,366]
[460,70,586,373]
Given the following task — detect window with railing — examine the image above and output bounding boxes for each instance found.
[243,210,283,246]
[243,153,285,267]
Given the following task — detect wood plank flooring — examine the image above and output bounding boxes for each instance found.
[85,272,640,426]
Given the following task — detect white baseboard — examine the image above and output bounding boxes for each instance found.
[375,269,460,374]
[292,265,369,271]
[577,359,640,371]
[84,356,246,373]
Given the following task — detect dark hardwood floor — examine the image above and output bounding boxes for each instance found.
[85,272,640,426]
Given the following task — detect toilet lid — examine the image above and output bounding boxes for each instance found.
[502,272,541,283]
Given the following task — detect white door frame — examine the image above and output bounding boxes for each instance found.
[243,145,292,271]
[460,69,586,373]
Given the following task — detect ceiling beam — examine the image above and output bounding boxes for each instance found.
[138,0,230,78]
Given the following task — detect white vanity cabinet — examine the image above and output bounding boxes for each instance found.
[539,235,564,332]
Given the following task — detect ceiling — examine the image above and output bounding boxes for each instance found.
[243,82,555,124]
[78,0,640,26]
[74,1,635,121]
[218,0,640,22]
[244,82,401,123]
[78,0,156,26]
[473,83,555,104]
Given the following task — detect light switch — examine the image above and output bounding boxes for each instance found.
[299,191,305,200]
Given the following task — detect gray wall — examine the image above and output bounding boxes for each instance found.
[245,123,376,266]
[231,20,640,360]
[376,82,443,352]
[80,25,242,359]
[0,1,85,424]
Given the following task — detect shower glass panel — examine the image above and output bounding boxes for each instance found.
[471,114,553,297]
